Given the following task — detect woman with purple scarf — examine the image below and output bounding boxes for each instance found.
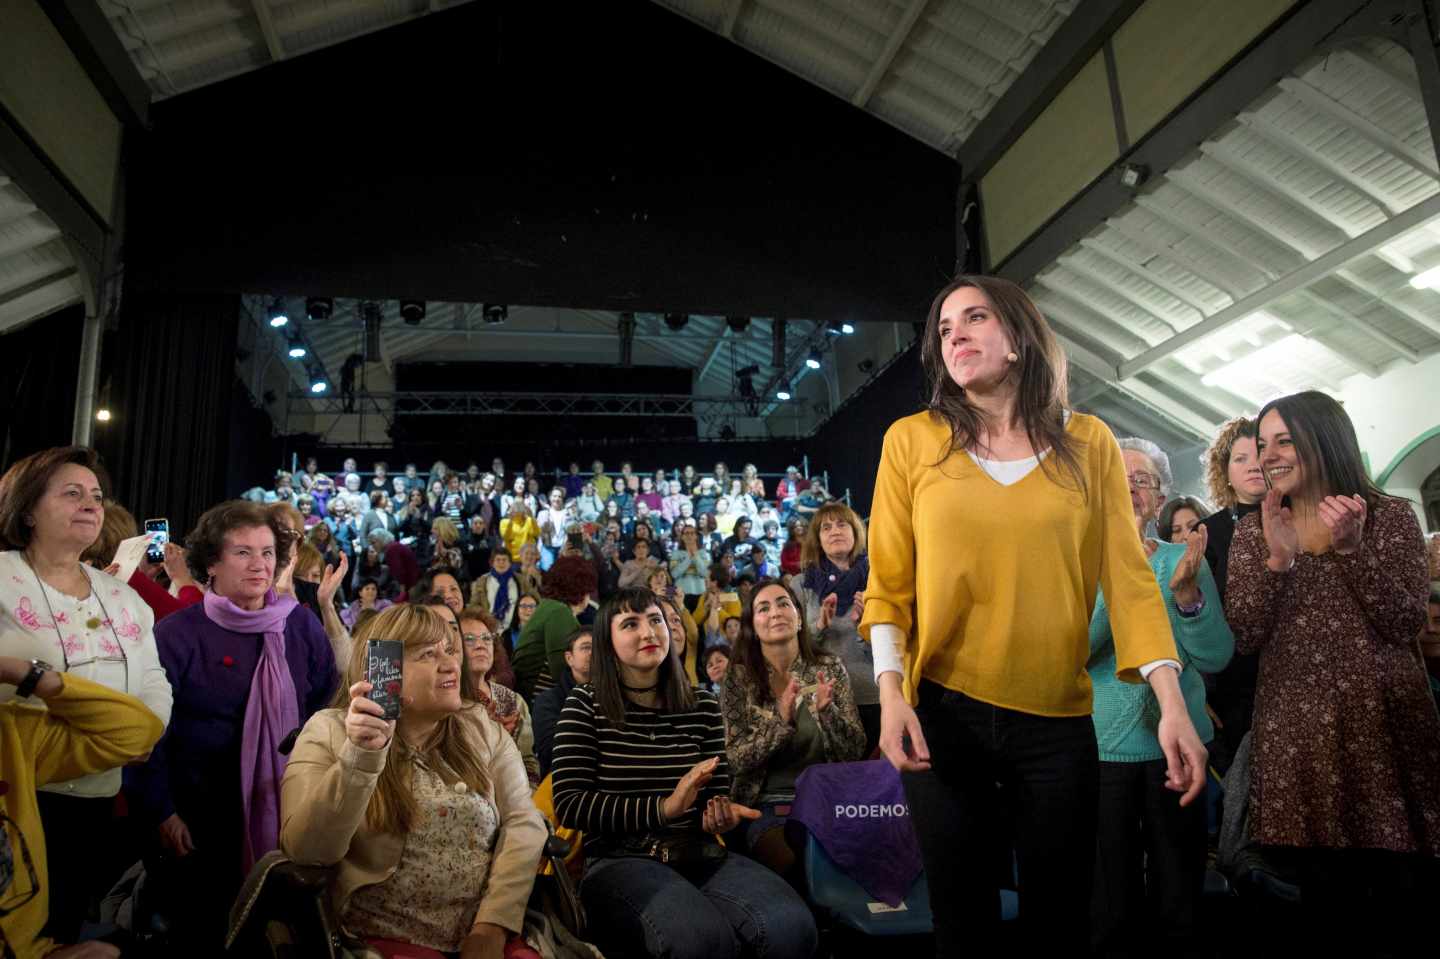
[125,500,337,951]
[788,501,880,756]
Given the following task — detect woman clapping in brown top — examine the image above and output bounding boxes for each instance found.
[1226,390,1440,949]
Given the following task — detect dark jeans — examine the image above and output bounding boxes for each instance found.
[37,792,127,943]
[1091,757,1208,955]
[902,681,1099,956]
[857,703,881,759]
[581,852,817,959]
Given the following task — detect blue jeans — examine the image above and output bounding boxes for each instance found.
[903,680,1099,956]
[581,852,817,959]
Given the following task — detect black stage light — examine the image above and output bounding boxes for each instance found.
[483,303,509,325]
[664,312,689,331]
[305,297,333,321]
[400,300,426,326]
[726,315,750,333]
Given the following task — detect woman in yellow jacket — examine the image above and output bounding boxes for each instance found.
[499,501,541,561]
[0,659,163,959]
[861,276,1207,955]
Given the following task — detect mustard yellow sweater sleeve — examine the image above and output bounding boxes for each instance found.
[1090,420,1179,684]
[859,417,918,647]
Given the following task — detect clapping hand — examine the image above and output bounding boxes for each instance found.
[818,593,838,630]
[778,676,801,724]
[814,670,835,712]
[1168,524,1207,607]
[662,757,719,822]
[701,796,761,835]
[318,552,349,609]
[1260,488,1298,572]
[1317,494,1367,555]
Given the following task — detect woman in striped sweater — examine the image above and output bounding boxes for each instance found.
[552,587,817,959]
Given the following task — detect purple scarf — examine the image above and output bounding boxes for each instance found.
[203,588,299,874]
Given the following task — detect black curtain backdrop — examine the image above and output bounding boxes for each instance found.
[0,306,82,469]
[94,293,250,535]
[804,344,926,516]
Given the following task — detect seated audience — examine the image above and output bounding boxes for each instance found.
[743,541,781,580]
[0,446,174,943]
[499,502,540,561]
[789,501,879,753]
[457,606,539,785]
[721,578,865,879]
[616,538,661,589]
[718,516,756,562]
[669,524,710,612]
[793,481,828,520]
[359,491,399,542]
[779,518,806,576]
[1226,391,1440,948]
[701,642,730,696]
[694,567,742,647]
[470,547,521,634]
[1158,496,1209,544]
[657,592,701,686]
[512,556,598,700]
[742,463,766,501]
[281,605,546,959]
[504,593,537,663]
[552,587,817,959]
[342,577,393,629]
[536,487,569,571]
[532,627,593,778]
[1088,438,1234,953]
[516,542,544,598]
[0,657,164,959]
[126,500,336,951]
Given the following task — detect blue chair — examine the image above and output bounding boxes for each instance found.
[802,832,934,936]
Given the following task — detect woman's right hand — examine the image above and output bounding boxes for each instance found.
[878,677,931,773]
[158,813,195,857]
[817,593,838,630]
[346,681,394,751]
[1260,488,1298,571]
[777,676,801,724]
[661,756,719,821]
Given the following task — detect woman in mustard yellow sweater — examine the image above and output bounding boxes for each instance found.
[860,275,1207,955]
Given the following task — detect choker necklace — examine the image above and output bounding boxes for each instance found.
[620,680,659,693]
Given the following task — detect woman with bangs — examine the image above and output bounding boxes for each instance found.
[552,587,816,959]
[281,603,547,959]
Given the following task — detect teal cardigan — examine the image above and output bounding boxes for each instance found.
[1087,539,1234,763]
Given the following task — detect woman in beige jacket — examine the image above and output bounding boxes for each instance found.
[280,604,546,959]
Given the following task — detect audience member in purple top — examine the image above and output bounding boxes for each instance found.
[124,500,336,953]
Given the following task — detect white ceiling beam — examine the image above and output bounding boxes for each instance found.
[1331,270,1440,340]
[1166,167,1328,260]
[1076,238,1216,318]
[1115,377,1219,440]
[1336,47,1421,104]
[1195,142,1360,240]
[1234,112,1404,216]
[1106,215,1250,302]
[1278,77,1439,181]
[251,0,286,62]
[721,0,745,39]
[1291,289,1411,368]
[1133,194,1282,287]
[1030,286,1148,357]
[1119,191,1440,378]
[1033,272,1170,345]
[852,0,930,108]
[697,326,732,383]
[1054,253,1188,331]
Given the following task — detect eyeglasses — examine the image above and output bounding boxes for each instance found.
[462,632,495,648]
[1127,472,1162,490]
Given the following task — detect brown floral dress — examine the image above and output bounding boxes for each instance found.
[1226,496,1440,854]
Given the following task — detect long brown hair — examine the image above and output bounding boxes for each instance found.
[734,578,821,705]
[342,605,492,833]
[1256,391,1384,506]
[798,501,867,570]
[920,275,1085,497]
[590,587,696,729]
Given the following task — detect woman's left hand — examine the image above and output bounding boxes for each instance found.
[814,670,835,712]
[701,796,762,835]
[847,590,865,624]
[318,551,349,608]
[460,922,507,959]
[1156,709,1208,807]
[1318,494,1367,555]
[1167,524,1207,607]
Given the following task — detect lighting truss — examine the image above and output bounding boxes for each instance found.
[290,390,772,419]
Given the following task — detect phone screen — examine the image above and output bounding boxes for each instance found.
[366,639,404,720]
[144,518,169,564]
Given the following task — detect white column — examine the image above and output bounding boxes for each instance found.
[71,311,102,446]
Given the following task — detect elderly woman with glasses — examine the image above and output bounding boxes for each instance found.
[1086,438,1233,954]
[0,446,174,944]
[458,606,539,786]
